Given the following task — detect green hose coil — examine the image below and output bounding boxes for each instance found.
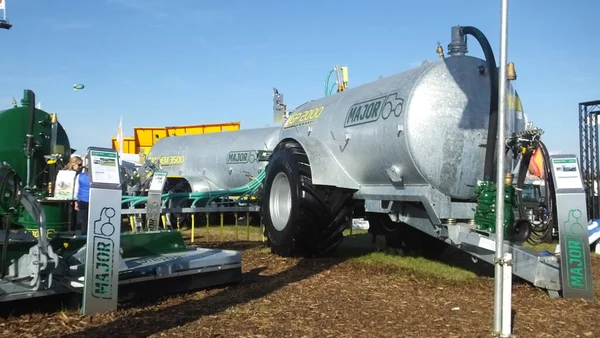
[122,169,266,207]
[474,180,518,235]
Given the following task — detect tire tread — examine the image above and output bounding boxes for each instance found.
[264,140,355,257]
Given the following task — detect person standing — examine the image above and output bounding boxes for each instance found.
[63,155,83,171]
[63,155,83,231]
[73,161,91,236]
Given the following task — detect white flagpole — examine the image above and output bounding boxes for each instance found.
[118,116,124,155]
[493,0,512,336]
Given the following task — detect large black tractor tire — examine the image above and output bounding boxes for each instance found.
[163,178,192,230]
[262,140,355,258]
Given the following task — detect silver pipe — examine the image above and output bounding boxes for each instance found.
[494,0,510,334]
[26,160,31,188]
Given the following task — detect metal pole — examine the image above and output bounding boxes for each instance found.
[501,253,513,336]
[493,0,510,335]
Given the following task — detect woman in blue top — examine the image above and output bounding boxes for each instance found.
[73,162,91,236]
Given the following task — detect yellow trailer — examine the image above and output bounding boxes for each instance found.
[111,121,241,156]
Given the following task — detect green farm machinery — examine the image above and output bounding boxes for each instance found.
[0,90,242,311]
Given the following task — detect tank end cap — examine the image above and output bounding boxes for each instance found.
[448,25,468,57]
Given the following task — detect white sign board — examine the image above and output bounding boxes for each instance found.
[551,158,583,190]
[53,170,77,199]
[89,150,120,185]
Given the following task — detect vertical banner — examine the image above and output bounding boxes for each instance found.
[82,147,123,315]
[549,154,594,300]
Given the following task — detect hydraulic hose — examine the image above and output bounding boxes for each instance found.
[122,169,266,208]
[526,140,555,245]
[459,26,499,182]
[327,83,336,96]
[515,149,532,220]
[325,69,335,97]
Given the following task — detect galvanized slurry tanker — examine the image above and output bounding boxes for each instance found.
[262,25,525,256]
[259,25,593,299]
[0,91,243,310]
[146,126,280,193]
[132,127,280,227]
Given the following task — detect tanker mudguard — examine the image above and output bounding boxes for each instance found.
[284,136,358,190]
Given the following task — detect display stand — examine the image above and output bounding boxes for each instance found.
[549,154,594,300]
[81,147,123,315]
[146,171,167,231]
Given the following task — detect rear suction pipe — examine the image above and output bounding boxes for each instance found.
[448,26,499,182]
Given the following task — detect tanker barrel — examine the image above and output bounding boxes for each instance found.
[148,127,281,192]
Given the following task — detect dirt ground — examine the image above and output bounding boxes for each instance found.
[1,229,600,338]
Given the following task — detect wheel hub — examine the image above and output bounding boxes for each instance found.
[269,172,292,231]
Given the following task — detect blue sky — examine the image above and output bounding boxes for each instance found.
[0,0,597,157]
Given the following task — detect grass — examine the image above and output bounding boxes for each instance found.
[339,229,478,283]
[524,241,559,253]
[178,224,562,284]
[180,225,478,283]
[182,223,265,243]
[349,252,477,282]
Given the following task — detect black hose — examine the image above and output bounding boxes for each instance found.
[459,26,499,182]
[515,149,533,219]
[0,165,22,211]
[525,140,555,245]
[25,90,36,188]
[0,164,22,278]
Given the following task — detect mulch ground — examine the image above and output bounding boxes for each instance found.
[1,231,600,338]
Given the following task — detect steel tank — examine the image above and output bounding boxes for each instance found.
[280,55,527,200]
[147,127,281,192]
